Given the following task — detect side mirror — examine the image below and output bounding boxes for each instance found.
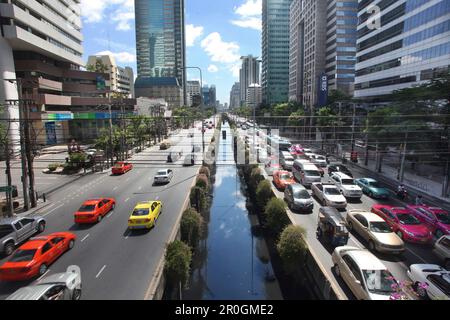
[355,280,361,286]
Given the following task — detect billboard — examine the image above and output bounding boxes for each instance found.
[96,76,106,90]
[317,72,328,107]
[45,122,57,145]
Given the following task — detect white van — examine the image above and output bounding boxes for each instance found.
[280,151,295,170]
[292,160,321,187]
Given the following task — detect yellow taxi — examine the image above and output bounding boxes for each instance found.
[128,201,162,230]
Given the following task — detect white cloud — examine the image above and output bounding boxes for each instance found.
[186,24,204,47]
[208,64,219,73]
[231,0,262,31]
[229,64,241,78]
[96,50,136,63]
[201,32,240,64]
[81,0,134,31]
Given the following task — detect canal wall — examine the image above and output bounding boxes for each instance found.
[147,122,222,300]
[232,127,341,300]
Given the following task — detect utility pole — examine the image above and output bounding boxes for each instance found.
[24,97,36,208]
[108,94,114,166]
[4,136,14,217]
[350,103,356,153]
[16,80,30,211]
[398,132,408,182]
[365,116,370,166]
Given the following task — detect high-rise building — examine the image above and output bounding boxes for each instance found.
[355,0,450,103]
[229,82,241,109]
[87,54,135,98]
[134,0,186,106]
[209,85,217,107]
[239,55,260,105]
[246,84,262,108]
[288,0,328,110]
[262,0,293,105]
[186,80,201,106]
[325,0,358,96]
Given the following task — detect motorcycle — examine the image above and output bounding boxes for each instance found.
[397,189,408,200]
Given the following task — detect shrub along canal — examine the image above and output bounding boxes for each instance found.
[182,122,283,300]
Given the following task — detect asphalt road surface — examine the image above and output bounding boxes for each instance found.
[0,118,216,300]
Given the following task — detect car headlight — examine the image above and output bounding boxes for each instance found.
[405,230,415,237]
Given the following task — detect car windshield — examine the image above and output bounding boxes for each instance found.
[370,221,392,233]
[324,188,341,195]
[397,214,421,225]
[132,208,150,216]
[368,181,382,188]
[294,190,310,199]
[78,204,96,212]
[436,212,450,224]
[0,225,15,238]
[114,163,123,168]
[9,249,37,262]
[342,179,355,185]
[157,170,167,175]
[305,170,320,177]
[362,270,396,295]
[280,173,292,180]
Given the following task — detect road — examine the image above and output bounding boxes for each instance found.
[235,121,444,300]
[0,117,217,300]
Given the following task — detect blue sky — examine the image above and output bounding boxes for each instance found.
[80,0,262,104]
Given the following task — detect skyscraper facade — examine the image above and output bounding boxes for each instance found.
[355,0,450,103]
[229,82,241,109]
[262,0,293,105]
[239,55,260,105]
[288,0,328,109]
[135,0,186,105]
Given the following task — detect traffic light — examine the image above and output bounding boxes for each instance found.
[351,151,358,163]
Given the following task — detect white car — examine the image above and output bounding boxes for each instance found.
[332,246,398,300]
[311,183,347,209]
[154,169,174,184]
[310,154,327,167]
[330,172,363,200]
[407,264,450,300]
[433,236,450,269]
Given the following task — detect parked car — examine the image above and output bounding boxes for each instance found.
[280,151,295,170]
[311,183,347,209]
[355,178,390,199]
[433,235,450,269]
[0,232,77,281]
[407,206,450,238]
[0,216,46,256]
[74,198,116,224]
[154,169,174,185]
[183,153,197,166]
[284,184,313,213]
[327,164,353,178]
[6,265,82,300]
[371,205,433,244]
[329,172,363,200]
[112,162,133,175]
[256,147,268,163]
[332,246,398,300]
[407,264,450,300]
[273,170,295,191]
[346,210,405,255]
[128,201,162,230]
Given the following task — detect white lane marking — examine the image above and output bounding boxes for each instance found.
[113,186,118,191]
[138,186,142,191]
[42,203,64,217]
[37,269,50,282]
[81,234,90,242]
[106,211,114,218]
[126,178,130,182]
[95,265,107,278]
[125,197,130,202]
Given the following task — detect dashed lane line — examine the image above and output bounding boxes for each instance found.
[42,203,64,217]
[81,234,90,242]
[95,265,107,278]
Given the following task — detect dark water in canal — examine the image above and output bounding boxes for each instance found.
[183,122,283,300]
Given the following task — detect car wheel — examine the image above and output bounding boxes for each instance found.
[444,259,450,270]
[334,264,341,277]
[4,242,15,256]
[39,264,48,276]
[369,192,374,198]
[37,221,46,233]
[416,283,428,299]
[97,215,103,223]
[111,203,115,211]
[368,241,376,252]
[68,239,75,250]
[435,230,444,239]
[72,289,82,300]
[396,231,403,240]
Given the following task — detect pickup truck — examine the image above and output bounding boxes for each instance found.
[0,216,46,256]
[311,183,347,209]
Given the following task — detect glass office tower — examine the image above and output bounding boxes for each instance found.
[355,0,450,103]
[262,0,294,105]
[135,0,186,94]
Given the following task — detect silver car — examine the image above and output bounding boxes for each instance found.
[6,265,82,300]
[284,184,313,213]
[0,216,46,255]
[433,235,450,269]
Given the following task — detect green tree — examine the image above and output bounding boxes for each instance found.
[86,58,109,73]
[164,240,192,288]
[249,167,264,193]
[277,225,308,274]
[180,208,203,248]
[264,198,290,235]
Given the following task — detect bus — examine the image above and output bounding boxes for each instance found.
[266,135,292,155]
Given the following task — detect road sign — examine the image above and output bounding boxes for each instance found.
[0,186,13,193]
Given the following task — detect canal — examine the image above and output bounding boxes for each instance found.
[183,122,283,300]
